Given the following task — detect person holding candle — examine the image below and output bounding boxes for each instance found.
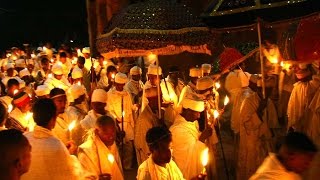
[106,72,135,170]
[94,54,114,82]
[78,115,124,180]
[70,67,90,112]
[0,129,32,180]
[34,57,51,85]
[170,97,211,179]
[97,65,118,92]
[44,63,71,91]
[137,126,185,180]
[58,52,72,77]
[0,78,20,107]
[76,56,91,95]
[82,47,93,71]
[22,98,80,179]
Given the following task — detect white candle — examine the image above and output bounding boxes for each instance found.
[201,148,209,174]
[68,120,77,141]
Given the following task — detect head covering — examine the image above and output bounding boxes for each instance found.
[130,66,142,75]
[13,91,30,108]
[91,89,108,102]
[181,97,204,112]
[201,64,211,74]
[6,63,14,70]
[115,72,128,84]
[11,77,26,89]
[189,68,202,77]
[196,76,214,90]
[35,85,50,97]
[69,84,85,100]
[71,67,83,79]
[82,47,90,54]
[15,59,26,68]
[298,63,309,70]
[27,59,35,65]
[19,68,30,78]
[51,63,63,75]
[147,64,162,75]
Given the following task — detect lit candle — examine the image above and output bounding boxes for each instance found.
[103,61,107,67]
[68,120,77,141]
[6,53,11,58]
[214,82,221,89]
[201,148,209,175]
[50,59,54,63]
[7,104,13,113]
[13,89,19,95]
[48,73,53,78]
[25,112,34,132]
[77,81,81,86]
[223,96,229,109]
[213,109,219,125]
[111,73,115,80]
[31,54,36,58]
[108,153,115,176]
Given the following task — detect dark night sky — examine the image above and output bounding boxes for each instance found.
[0,0,88,50]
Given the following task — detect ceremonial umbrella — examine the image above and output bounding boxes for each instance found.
[96,0,216,59]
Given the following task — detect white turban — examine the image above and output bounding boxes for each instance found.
[35,85,50,97]
[91,89,108,103]
[82,47,90,54]
[72,67,83,79]
[115,72,128,84]
[181,98,204,112]
[130,66,142,75]
[51,63,63,75]
[15,59,26,68]
[189,68,202,77]
[19,68,30,78]
[11,77,25,89]
[196,76,214,90]
[147,64,162,75]
[6,63,14,70]
[201,64,211,74]
[70,84,85,100]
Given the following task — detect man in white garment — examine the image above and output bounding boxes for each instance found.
[76,56,92,94]
[107,72,135,170]
[78,115,124,180]
[0,129,31,180]
[22,98,80,179]
[137,126,185,180]
[8,91,34,132]
[59,52,72,77]
[170,97,212,179]
[0,78,20,109]
[250,132,317,180]
[97,65,117,92]
[81,89,108,131]
[44,63,71,91]
[34,84,50,99]
[201,63,211,77]
[94,54,114,82]
[35,57,51,85]
[82,47,93,71]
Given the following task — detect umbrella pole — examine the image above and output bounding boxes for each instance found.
[257,18,266,99]
[156,58,162,119]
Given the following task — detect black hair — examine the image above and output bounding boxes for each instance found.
[96,115,115,128]
[146,126,171,150]
[77,56,85,65]
[0,102,7,125]
[0,129,29,153]
[282,132,318,153]
[107,65,117,74]
[7,79,19,88]
[59,52,67,58]
[169,66,179,73]
[32,98,57,127]
[49,88,66,98]
[41,57,49,64]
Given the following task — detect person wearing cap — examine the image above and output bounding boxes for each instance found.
[76,56,91,94]
[50,88,72,144]
[82,47,93,71]
[201,63,211,76]
[238,76,277,180]
[26,59,38,78]
[169,97,212,179]
[80,89,109,131]
[94,54,115,81]
[7,91,34,132]
[34,84,50,99]
[137,127,185,180]
[78,115,124,180]
[59,52,72,76]
[178,67,202,110]
[106,72,135,170]
[287,63,320,138]
[124,66,144,104]
[44,63,71,91]
[97,65,118,91]
[15,59,26,73]
[35,57,51,85]
[1,63,16,87]
[22,98,81,179]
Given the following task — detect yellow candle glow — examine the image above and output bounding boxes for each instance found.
[68,120,77,131]
[103,61,107,66]
[111,73,115,79]
[214,82,221,89]
[7,104,13,113]
[31,54,36,58]
[107,153,115,164]
[77,81,81,86]
[25,112,34,132]
[50,59,54,63]
[201,148,209,174]
[122,111,125,118]
[213,110,219,119]
[224,96,229,106]
[48,73,53,78]
[13,89,19,95]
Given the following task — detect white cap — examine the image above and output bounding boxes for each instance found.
[130,66,142,75]
[189,68,202,77]
[51,63,64,75]
[71,67,83,79]
[82,47,90,54]
[115,72,128,84]
[181,98,204,112]
[70,84,85,100]
[196,76,214,90]
[35,85,50,97]
[6,63,14,70]
[11,77,25,89]
[15,59,26,68]
[201,64,211,74]
[19,68,30,78]
[147,64,162,75]
[37,47,43,51]
[91,89,108,102]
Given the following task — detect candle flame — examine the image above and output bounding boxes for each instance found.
[201,148,209,166]
[77,81,81,86]
[213,110,219,119]
[25,112,33,120]
[214,82,221,89]
[31,54,36,58]
[224,96,229,106]
[7,104,13,113]
[103,61,107,66]
[48,73,53,78]
[50,59,54,63]
[107,153,115,164]
[122,111,125,117]
[111,73,115,79]
[68,120,77,131]
[6,53,11,58]
[13,89,19,95]
[57,61,62,66]
[43,46,47,51]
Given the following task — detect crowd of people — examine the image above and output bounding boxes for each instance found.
[0,45,319,180]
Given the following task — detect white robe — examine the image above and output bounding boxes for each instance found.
[137,156,185,180]
[170,114,207,179]
[22,126,80,180]
[78,130,123,180]
[52,112,72,145]
[177,82,197,113]
[9,108,35,131]
[124,79,144,103]
[44,76,71,91]
[249,153,301,180]
[80,110,103,131]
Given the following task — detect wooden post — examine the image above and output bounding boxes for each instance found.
[257,18,266,99]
